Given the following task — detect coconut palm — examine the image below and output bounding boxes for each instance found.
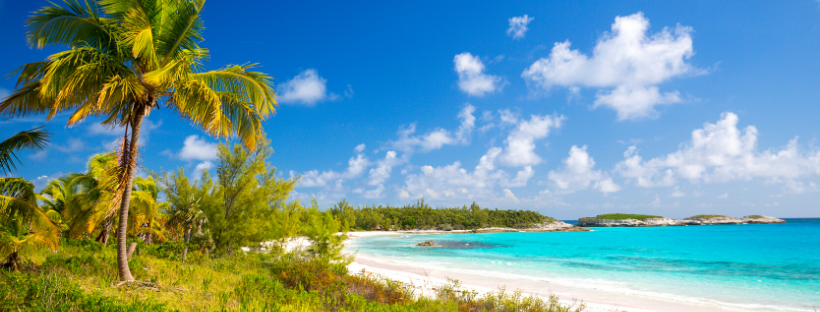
[57,154,119,242]
[0,0,276,281]
[0,178,60,270]
[127,176,167,256]
[0,127,49,175]
[0,128,57,270]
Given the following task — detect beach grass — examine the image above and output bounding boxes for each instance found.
[1,239,585,312]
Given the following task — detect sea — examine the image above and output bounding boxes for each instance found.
[346,218,820,311]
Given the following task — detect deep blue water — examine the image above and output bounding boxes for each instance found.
[348,219,820,311]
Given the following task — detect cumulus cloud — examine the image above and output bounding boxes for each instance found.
[295,145,370,188]
[277,69,335,105]
[400,146,536,201]
[498,114,564,166]
[522,12,702,120]
[193,161,213,181]
[615,112,820,193]
[548,145,621,194]
[454,53,503,96]
[179,135,218,161]
[390,104,476,152]
[507,15,534,39]
[502,189,519,202]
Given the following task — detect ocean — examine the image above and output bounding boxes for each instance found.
[346,218,820,311]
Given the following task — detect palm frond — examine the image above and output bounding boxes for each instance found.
[26,0,114,50]
[0,82,50,120]
[0,128,50,175]
[154,0,205,65]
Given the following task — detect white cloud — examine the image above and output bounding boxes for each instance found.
[277,69,334,105]
[522,12,702,120]
[507,15,534,39]
[28,148,49,161]
[615,112,820,192]
[354,144,366,153]
[502,189,519,203]
[54,137,85,153]
[33,172,63,191]
[193,161,213,181]
[718,192,728,199]
[390,105,476,152]
[400,146,536,201]
[498,114,564,166]
[548,145,621,194]
[295,145,370,188]
[454,53,503,96]
[179,135,218,161]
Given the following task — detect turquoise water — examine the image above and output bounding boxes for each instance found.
[348,219,820,311]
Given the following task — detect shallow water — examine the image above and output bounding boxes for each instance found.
[347,219,820,311]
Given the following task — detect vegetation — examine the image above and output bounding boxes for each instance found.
[746,215,765,219]
[0,1,587,311]
[329,200,555,231]
[0,240,585,312]
[1,0,276,281]
[689,215,728,219]
[580,213,664,221]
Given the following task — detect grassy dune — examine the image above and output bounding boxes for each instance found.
[0,240,585,312]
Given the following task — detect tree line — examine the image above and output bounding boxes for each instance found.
[329,200,555,231]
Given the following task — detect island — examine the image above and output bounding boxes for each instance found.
[578,213,786,227]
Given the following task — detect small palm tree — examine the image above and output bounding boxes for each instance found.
[0,178,60,270]
[128,176,167,254]
[0,128,57,270]
[1,0,276,281]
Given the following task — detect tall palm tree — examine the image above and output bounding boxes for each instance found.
[0,0,276,281]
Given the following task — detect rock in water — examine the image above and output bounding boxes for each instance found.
[417,240,434,247]
[742,215,786,224]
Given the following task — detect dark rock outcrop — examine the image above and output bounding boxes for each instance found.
[416,240,434,246]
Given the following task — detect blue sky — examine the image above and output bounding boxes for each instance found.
[2,0,820,219]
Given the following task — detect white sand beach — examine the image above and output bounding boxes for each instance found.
[344,231,753,312]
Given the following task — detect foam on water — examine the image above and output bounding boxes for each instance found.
[347,219,820,311]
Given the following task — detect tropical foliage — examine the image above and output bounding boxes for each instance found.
[329,200,556,231]
[1,0,276,281]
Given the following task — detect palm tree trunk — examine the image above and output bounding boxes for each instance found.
[3,252,20,271]
[96,217,113,246]
[182,225,192,263]
[116,109,146,281]
[145,220,153,245]
[126,241,137,259]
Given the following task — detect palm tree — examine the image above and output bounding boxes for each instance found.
[0,179,60,270]
[0,129,57,270]
[0,0,276,281]
[0,127,49,175]
[127,176,167,257]
[58,154,119,242]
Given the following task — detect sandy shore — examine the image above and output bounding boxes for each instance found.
[345,231,750,312]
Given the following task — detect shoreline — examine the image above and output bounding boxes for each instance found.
[344,231,799,312]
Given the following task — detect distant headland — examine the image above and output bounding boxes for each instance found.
[577,213,786,227]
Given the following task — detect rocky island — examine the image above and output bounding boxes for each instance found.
[578,213,786,227]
